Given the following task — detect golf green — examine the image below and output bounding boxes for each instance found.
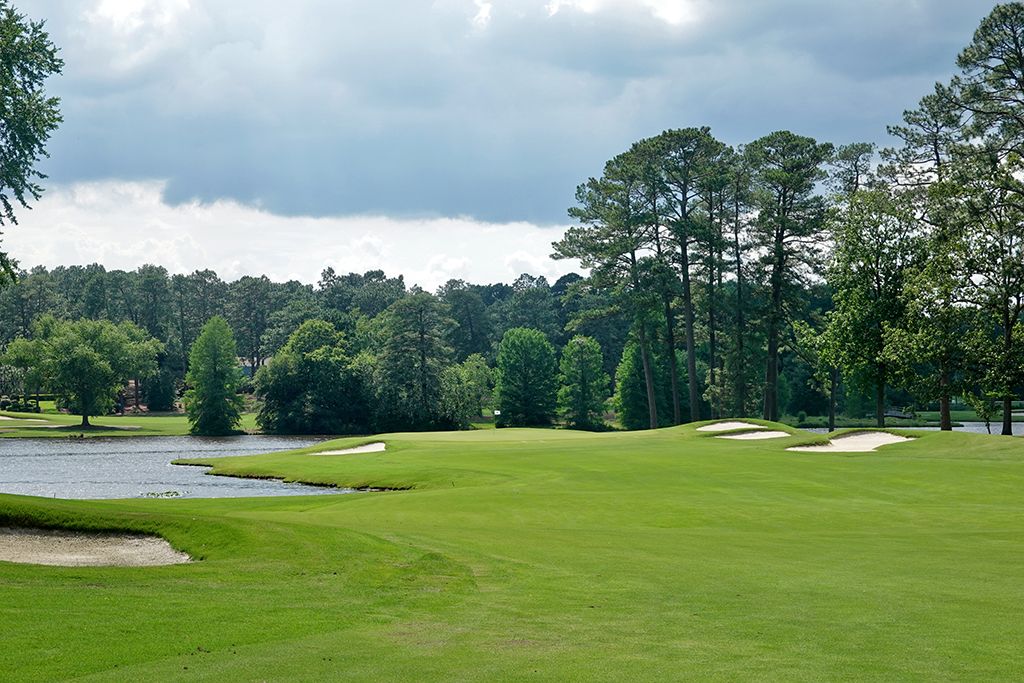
[2,423,1022,681]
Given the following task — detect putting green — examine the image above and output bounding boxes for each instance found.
[1,423,1023,680]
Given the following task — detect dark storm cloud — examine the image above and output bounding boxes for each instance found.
[21,0,993,223]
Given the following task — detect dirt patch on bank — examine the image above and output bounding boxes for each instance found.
[0,527,190,567]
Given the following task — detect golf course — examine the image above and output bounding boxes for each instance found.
[2,422,1022,681]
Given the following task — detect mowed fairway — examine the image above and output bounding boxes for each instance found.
[2,424,1023,681]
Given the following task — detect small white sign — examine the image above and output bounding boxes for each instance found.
[493,410,501,416]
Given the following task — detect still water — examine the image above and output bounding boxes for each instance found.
[804,421,1024,436]
[0,435,350,500]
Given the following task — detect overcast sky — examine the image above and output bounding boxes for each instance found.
[6,0,992,289]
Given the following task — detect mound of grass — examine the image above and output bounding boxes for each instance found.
[1,424,1023,679]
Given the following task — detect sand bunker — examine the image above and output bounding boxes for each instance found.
[317,442,386,456]
[0,527,190,567]
[717,430,790,440]
[697,421,765,432]
[787,432,912,453]
[0,416,45,422]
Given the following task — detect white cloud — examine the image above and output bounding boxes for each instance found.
[545,0,702,25]
[472,0,493,28]
[6,181,581,290]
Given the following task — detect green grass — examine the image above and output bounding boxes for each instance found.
[2,423,1024,680]
[0,410,259,437]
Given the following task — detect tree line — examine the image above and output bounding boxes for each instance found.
[3,4,1023,436]
[555,3,1024,436]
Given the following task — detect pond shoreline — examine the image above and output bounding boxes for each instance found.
[0,435,351,500]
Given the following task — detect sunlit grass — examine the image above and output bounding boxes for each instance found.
[1,423,1023,679]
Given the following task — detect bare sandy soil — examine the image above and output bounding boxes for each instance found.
[0,527,190,567]
[717,430,790,440]
[787,432,912,453]
[317,442,387,456]
[697,421,765,432]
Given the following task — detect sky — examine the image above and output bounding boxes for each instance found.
[5,0,994,289]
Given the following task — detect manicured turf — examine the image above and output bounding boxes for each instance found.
[2,423,1023,680]
[0,410,259,437]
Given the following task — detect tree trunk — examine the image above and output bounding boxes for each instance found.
[1002,395,1013,437]
[680,245,700,422]
[1000,308,1015,436]
[636,321,659,429]
[763,319,778,422]
[733,224,746,417]
[707,267,718,419]
[939,363,952,431]
[763,252,783,422]
[875,379,885,429]
[663,296,682,425]
[81,413,90,428]
[828,367,838,433]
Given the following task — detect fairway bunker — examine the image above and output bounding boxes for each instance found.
[317,442,386,456]
[697,421,765,432]
[787,431,912,453]
[0,527,190,567]
[717,430,790,440]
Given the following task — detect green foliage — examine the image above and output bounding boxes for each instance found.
[557,335,609,429]
[821,187,922,423]
[746,130,833,420]
[184,317,243,436]
[0,4,63,282]
[143,364,178,412]
[494,327,557,427]
[495,274,563,345]
[255,319,371,434]
[461,353,494,414]
[438,364,477,430]
[438,279,492,360]
[374,292,453,431]
[1,316,161,426]
[613,340,686,430]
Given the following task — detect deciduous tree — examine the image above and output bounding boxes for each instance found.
[557,335,609,430]
[0,4,63,284]
[494,327,557,427]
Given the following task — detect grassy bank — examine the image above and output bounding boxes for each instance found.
[2,423,1023,679]
[0,410,258,437]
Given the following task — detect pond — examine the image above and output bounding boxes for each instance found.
[0,435,352,500]
[804,421,1024,436]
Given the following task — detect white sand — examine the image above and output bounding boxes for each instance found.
[0,527,190,567]
[717,430,791,440]
[317,442,386,456]
[696,421,765,432]
[0,416,45,422]
[787,432,912,453]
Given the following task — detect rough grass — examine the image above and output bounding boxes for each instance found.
[1,423,1023,680]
